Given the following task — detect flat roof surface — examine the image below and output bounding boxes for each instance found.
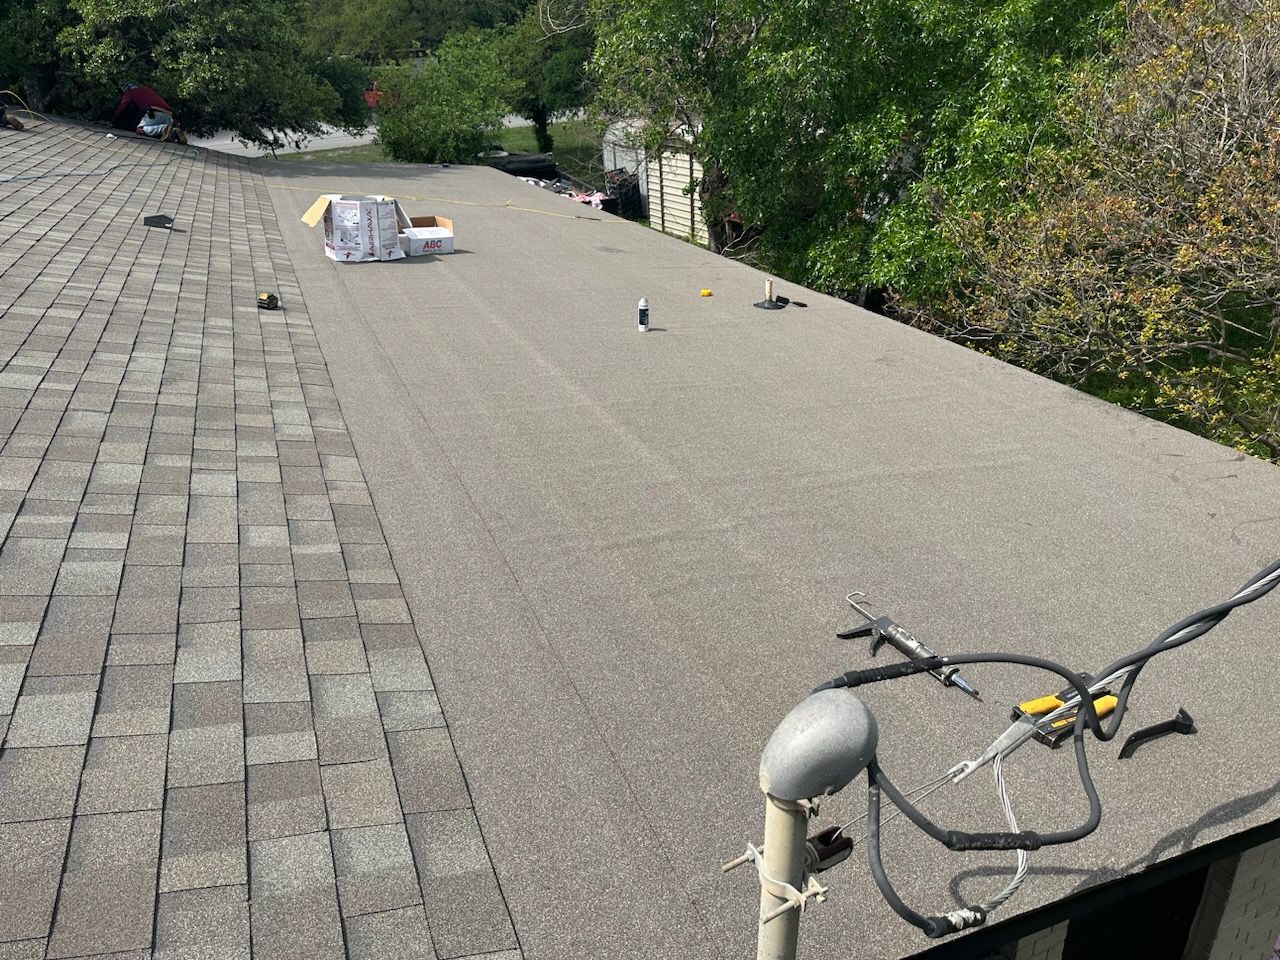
[1,118,1278,960]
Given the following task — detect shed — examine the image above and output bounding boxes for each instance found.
[646,140,709,246]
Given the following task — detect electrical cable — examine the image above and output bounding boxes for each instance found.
[825,556,1280,938]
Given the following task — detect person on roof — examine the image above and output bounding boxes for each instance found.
[111,83,188,143]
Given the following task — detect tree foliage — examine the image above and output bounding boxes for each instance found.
[911,0,1280,459]
[589,0,1120,295]
[375,31,521,163]
[0,0,368,146]
[303,0,530,58]
[507,7,593,151]
[304,0,421,61]
[0,0,71,110]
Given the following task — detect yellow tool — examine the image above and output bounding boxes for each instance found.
[699,288,713,297]
[1012,677,1117,749]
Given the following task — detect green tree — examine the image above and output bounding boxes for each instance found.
[589,0,1119,292]
[4,0,369,146]
[507,8,593,151]
[302,0,531,59]
[411,0,530,47]
[0,0,73,111]
[304,0,421,60]
[911,0,1280,459]
[375,30,520,163]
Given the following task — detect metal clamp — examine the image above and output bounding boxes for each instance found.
[722,843,829,924]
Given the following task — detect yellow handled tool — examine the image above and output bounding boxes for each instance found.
[1011,677,1117,749]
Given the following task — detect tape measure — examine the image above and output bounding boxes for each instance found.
[257,293,279,310]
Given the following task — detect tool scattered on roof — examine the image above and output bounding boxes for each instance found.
[700,288,713,297]
[837,593,981,700]
[1011,678,1117,748]
[257,293,280,310]
[729,555,1280,956]
[142,213,174,229]
[1119,707,1196,759]
[637,297,649,332]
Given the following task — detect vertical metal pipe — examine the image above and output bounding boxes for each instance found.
[756,795,809,960]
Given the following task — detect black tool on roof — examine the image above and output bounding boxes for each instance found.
[142,214,174,229]
[806,557,1280,942]
[257,293,280,310]
[836,592,981,701]
[1118,708,1196,759]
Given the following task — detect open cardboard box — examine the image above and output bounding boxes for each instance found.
[301,195,455,262]
[399,215,454,256]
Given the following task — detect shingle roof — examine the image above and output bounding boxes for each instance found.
[0,118,516,960]
[3,116,1280,960]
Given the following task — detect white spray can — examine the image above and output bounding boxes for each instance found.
[637,297,649,332]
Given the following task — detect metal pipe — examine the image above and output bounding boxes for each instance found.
[756,794,808,960]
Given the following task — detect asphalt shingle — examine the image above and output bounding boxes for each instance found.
[320,757,402,829]
[168,680,243,788]
[331,822,422,918]
[91,663,172,736]
[0,745,84,823]
[76,734,168,815]
[244,701,317,766]
[242,628,310,703]
[311,673,384,764]
[47,810,161,958]
[406,810,519,959]
[246,759,325,841]
[0,120,508,960]
[0,817,70,941]
[154,886,251,960]
[159,781,248,892]
[248,832,344,960]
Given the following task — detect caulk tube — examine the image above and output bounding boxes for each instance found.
[637,297,649,332]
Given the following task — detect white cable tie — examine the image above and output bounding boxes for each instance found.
[728,843,830,925]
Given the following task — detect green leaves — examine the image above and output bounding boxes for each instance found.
[588,0,1119,297]
[912,0,1280,459]
[374,30,521,163]
[1,0,368,145]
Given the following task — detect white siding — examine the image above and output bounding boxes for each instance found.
[646,148,709,247]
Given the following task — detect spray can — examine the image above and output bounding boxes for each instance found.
[637,297,649,332]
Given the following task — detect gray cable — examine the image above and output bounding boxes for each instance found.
[980,754,1028,912]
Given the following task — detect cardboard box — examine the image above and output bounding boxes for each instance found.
[302,196,456,261]
[301,194,405,263]
[399,215,455,256]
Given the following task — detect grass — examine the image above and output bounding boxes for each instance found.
[496,119,603,188]
[276,118,604,188]
[276,143,388,164]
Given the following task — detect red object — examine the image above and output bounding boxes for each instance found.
[111,85,175,131]
[362,83,381,110]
